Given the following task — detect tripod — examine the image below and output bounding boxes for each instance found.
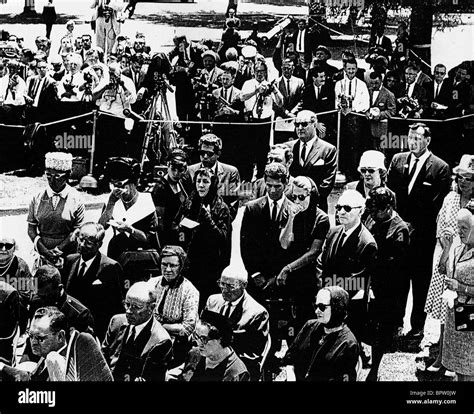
[140,84,178,169]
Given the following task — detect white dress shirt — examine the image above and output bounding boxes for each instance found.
[408,150,431,194]
[267,194,285,220]
[334,76,370,113]
[299,136,316,165]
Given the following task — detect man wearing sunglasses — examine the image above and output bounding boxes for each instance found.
[285,109,337,212]
[316,189,377,343]
[188,134,240,209]
[387,122,450,339]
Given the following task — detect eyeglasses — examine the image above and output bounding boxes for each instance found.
[217,281,241,290]
[161,262,180,269]
[110,179,130,188]
[27,330,53,343]
[123,301,148,312]
[45,172,68,180]
[294,121,310,128]
[77,235,97,247]
[199,150,215,158]
[291,193,309,201]
[193,331,211,345]
[335,205,362,213]
[434,71,446,75]
[313,303,331,312]
[0,242,14,250]
[456,174,474,182]
[267,156,284,163]
[359,168,376,174]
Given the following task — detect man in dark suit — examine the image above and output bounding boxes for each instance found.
[311,46,338,85]
[365,71,396,150]
[123,53,146,91]
[369,27,393,58]
[387,123,451,338]
[29,265,95,336]
[396,64,428,118]
[188,133,240,209]
[102,282,172,381]
[25,60,58,123]
[167,35,205,135]
[206,265,269,381]
[425,64,452,119]
[292,18,314,70]
[241,162,295,302]
[62,222,124,341]
[316,189,377,342]
[286,110,337,212]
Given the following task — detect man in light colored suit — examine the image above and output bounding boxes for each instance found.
[206,265,269,381]
[188,133,240,209]
[102,282,172,381]
[274,59,304,143]
[365,71,396,150]
[286,110,337,212]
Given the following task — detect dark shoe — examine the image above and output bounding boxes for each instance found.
[405,328,423,338]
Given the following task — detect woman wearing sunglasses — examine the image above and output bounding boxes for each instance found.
[280,286,359,381]
[27,152,85,268]
[346,150,396,203]
[174,167,232,310]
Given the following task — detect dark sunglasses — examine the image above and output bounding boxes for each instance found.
[169,163,187,173]
[434,71,446,75]
[313,303,331,311]
[199,150,215,158]
[335,204,362,213]
[45,171,68,180]
[294,121,310,128]
[110,179,130,188]
[291,193,309,201]
[0,242,14,250]
[360,168,376,174]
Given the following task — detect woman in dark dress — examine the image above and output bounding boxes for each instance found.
[174,167,232,309]
[180,310,249,382]
[281,286,360,381]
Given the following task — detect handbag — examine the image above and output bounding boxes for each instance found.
[453,299,474,332]
[118,249,161,286]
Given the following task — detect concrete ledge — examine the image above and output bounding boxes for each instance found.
[0,201,105,218]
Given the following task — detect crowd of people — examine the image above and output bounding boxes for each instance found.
[0,3,473,383]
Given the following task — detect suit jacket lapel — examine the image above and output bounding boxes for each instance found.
[329,227,345,259]
[141,318,161,356]
[84,253,101,283]
[304,139,320,167]
[412,153,432,190]
[68,256,81,289]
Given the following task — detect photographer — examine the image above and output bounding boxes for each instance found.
[95,62,136,117]
[0,60,27,124]
[241,61,283,179]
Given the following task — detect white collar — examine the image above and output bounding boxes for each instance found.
[410,149,431,165]
[225,291,245,307]
[267,194,285,212]
[300,136,317,152]
[129,317,152,340]
[343,222,359,240]
[79,253,97,273]
[46,185,70,198]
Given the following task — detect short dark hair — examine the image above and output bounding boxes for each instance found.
[369,71,383,80]
[264,162,288,184]
[36,265,61,289]
[199,133,222,153]
[409,122,431,139]
[309,65,326,78]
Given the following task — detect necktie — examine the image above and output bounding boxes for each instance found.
[31,78,39,98]
[348,80,352,96]
[287,79,291,97]
[435,83,440,99]
[408,157,419,183]
[77,262,87,279]
[223,302,232,319]
[271,201,278,222]
[52,193,61,210]
[301,142,307,165]
[315,85,319,99]
[334,231,347,255]
[298,31,303,51]
[406,84,410,96]
[127,326,136,346]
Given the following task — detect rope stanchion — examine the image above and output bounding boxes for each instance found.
[350,111,474,123]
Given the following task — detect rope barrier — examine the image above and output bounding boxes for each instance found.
[350,111,474,123]
[409,49,432,70]
[41,112,94,127]
[309,17,370,44]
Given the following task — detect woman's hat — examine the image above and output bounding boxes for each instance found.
[201,50,220,64]
[358,150,386,171]
[314,45,331,59]
[241,45,257,59]
[453,154,474,176]
[103,157,141,182]
[45,152,73,171]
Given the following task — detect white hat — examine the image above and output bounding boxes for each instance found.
[358,150,386,171]
[45,152,73,171]
[241,45,257,59]
[453,154,474,175]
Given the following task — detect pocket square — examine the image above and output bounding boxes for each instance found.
[92,279,103,285]
[422,182,432,186]
[314,159,325,166]
[321,97,328,101]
